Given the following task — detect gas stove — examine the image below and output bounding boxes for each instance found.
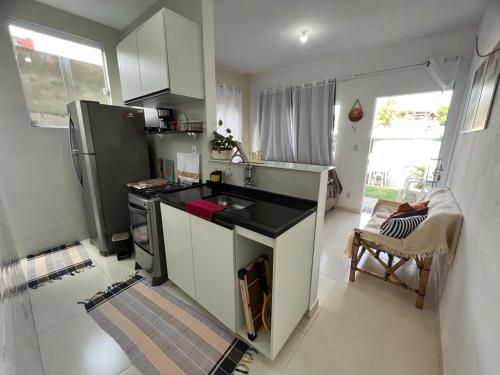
[128,182,197,200]
[127,181,200,286]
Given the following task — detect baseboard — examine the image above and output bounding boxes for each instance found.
[432,255,445,375]
[437,306,445,375]
[307,298,319,318]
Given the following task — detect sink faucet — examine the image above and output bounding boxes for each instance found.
[227,143,256,187]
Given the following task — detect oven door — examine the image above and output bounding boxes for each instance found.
[128,203,153,255]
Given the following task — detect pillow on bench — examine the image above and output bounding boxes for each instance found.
[392,206,428,219]
[381,201,429,227]
[380,215,427,239]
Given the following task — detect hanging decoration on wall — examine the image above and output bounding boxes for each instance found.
[348,99,364,122]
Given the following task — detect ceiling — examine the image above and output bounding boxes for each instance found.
[35,0,157,30]
[214,0,488,74]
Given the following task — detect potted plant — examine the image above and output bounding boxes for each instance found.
[406,165,426,190]
[210,120,239,160]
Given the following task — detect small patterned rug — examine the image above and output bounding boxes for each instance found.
[84,275,253,375]
[27,241,93,289]
[1,261,27,297]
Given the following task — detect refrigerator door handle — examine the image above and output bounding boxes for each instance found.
[69,116,79,154]
[69,116,83,187]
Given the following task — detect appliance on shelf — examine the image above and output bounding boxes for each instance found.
[156,107,174,129]
[67,100,150,256]
[127,182,198,285]
[143,107,203,134]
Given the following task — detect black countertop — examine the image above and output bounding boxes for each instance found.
[159,183,317,238]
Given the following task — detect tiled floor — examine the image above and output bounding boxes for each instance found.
[26,209,441,375]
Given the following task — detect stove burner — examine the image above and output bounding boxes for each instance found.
[129,183,196,200]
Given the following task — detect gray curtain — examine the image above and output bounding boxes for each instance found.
[258,89,296,162]
[258,80,336,166]
[292,81,336,165]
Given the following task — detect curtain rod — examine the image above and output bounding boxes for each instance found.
[337,54,468,83]
[338,61,428,82]
[262,54,468,91]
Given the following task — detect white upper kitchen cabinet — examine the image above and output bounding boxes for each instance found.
[136,10,169,96]
[164,8,204,99]
[116,33,142,102]
[116,8,205,103]
[190,215,236,331]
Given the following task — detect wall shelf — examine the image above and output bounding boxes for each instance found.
[208,159,334,173]
[145,130,203,134]
[145,130,202,139]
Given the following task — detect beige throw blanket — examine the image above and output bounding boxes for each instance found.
[344,187,463,265]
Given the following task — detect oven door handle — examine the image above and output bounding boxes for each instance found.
[128,203,148,213]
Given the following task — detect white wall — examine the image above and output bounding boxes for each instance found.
[122,0,202,34]
[439,2,500,374]
[0,0,122,258]
[250,25,477,211]
[207,161,322,200]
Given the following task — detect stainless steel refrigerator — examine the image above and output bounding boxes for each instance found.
[67,100,150,255]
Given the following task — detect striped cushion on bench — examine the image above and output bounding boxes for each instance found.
[380,215,427,239]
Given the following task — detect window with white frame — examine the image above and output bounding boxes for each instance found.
[216,84,243,144]
[8,23,110,128]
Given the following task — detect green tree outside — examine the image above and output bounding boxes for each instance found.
[436,105,449,126]
[376,99,396,126]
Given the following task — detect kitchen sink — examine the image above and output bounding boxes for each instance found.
[204,194,256,210]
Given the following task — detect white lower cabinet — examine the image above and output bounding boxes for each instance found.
[161,202,316,360]
[190,215,236,331]
[160,203,236,330]
[160,204,196,299]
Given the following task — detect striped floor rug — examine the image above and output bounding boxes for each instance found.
[27,241,93,289]
[84,275,253,375]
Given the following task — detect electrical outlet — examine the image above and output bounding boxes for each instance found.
[346,192,351,199]
[353,144,358,151]
[192,145,197,153]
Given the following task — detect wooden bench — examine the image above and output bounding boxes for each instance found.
[347,187,463,309]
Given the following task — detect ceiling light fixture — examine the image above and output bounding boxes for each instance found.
[299,30,309,44]
[24,57,32,63]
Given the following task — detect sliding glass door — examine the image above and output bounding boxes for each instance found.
[362,91,453,212]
